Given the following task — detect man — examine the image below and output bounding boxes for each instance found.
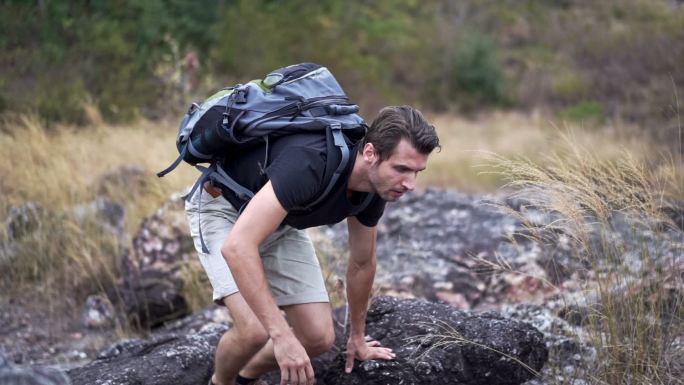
[185,106,440,385]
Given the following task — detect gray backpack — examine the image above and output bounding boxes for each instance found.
[158,63,369,252]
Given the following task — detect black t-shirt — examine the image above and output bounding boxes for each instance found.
[218,133,386,229]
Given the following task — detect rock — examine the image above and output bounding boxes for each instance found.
[81,295,115,329]
[320,189,553,309]
[67,297,547,385]
[320,296,547,385]
[0,355,71,385]
[94,164,149,198]
[116,195,195,329]
[70,198,125,239]
[2,199,126,267]
[1,202,49,265]
[5,202,48,242]
[321,188,684,314]
[67,321,226,385]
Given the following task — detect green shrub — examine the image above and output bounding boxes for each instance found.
[560,100,605,125]
[450,33,508,111]
[551,70,589,102]
[36,80,88,127]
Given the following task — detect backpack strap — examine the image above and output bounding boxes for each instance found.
[183,164,214,254]
[212,164,255,202]
[157,145,188,177]
[303,123,349,209]
[184,162,256,254]
[158,103,202,178]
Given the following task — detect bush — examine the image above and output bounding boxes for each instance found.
[449,34,508,111]
[36,80,88,128]
[560,100,605,125]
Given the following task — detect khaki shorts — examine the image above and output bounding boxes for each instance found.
[185,188,329,306]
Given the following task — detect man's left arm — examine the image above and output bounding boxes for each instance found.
[344,216,395,373]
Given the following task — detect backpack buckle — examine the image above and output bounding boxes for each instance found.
[329,123,344,147]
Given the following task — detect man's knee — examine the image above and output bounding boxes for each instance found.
[299,324,336,356]
[229,322,270,351]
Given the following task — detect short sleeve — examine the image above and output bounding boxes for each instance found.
[266,147,327,211]
[354,195,386,227]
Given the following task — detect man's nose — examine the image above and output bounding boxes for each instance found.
[402,175,416,191]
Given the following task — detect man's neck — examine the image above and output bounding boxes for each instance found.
[347,152,372,193]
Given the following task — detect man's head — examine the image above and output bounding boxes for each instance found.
[360,106,440,201]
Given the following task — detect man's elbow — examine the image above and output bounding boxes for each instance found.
[349,255,377,274]
[221,236,248,268]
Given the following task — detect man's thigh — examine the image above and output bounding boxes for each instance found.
[260,227,329,307]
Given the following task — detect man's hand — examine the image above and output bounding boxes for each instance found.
[273,334,315,385]
[344,335,396,373]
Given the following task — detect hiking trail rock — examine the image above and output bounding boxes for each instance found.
[67,296,547,385]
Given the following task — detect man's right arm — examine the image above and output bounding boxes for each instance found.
[221,181,315,385]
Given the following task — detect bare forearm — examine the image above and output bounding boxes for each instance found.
[223,245,291,339]
[346,258,376,338]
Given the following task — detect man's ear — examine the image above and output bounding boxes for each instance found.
[362,143,377,163]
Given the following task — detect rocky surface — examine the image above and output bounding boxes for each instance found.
[116,195,195,329]
[0,355,71,385]
[318,189,683,311]
[65,296,546,385]
[320,296,547,385]
[316,189,559,310]
[3,187,682,384]
[67,322,226,385]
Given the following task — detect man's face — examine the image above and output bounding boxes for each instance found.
[367,139,429,202]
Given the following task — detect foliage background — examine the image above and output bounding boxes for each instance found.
[2,0,683,130]
[1,2,683,383]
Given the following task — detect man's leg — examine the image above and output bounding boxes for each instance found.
[213,294,270,385]
[237,302,335,379]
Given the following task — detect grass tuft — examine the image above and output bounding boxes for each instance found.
[486,135,683,384]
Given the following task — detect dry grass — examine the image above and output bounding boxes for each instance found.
[0,116,196,319]
[419,111,659,193]
[0,116,196,229]
[1,110,679,368]
[486,138,683,384]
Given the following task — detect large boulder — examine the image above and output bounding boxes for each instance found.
[68,296,547,385]
[317,189,556,309]
[320,296,547,385]
[117,195,196,329]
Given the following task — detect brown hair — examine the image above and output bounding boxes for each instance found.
[361,106,440,160]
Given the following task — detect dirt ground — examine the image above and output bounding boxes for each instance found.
[0,295,122,371]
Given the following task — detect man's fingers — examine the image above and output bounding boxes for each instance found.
[297,366,307,385]
[366,340,381,347]
[290,367,299,385]
[306,363,316,385]
[345,349,355,373]
[369,347,396,360]
[280,368,289,385]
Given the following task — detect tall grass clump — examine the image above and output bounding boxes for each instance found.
[0,116,195,327]
[489,136,683,384]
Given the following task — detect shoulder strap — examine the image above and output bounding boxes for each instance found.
[303,123,349,210]
[183,162,255,254]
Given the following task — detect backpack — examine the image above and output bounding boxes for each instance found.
[157,63,370,252]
